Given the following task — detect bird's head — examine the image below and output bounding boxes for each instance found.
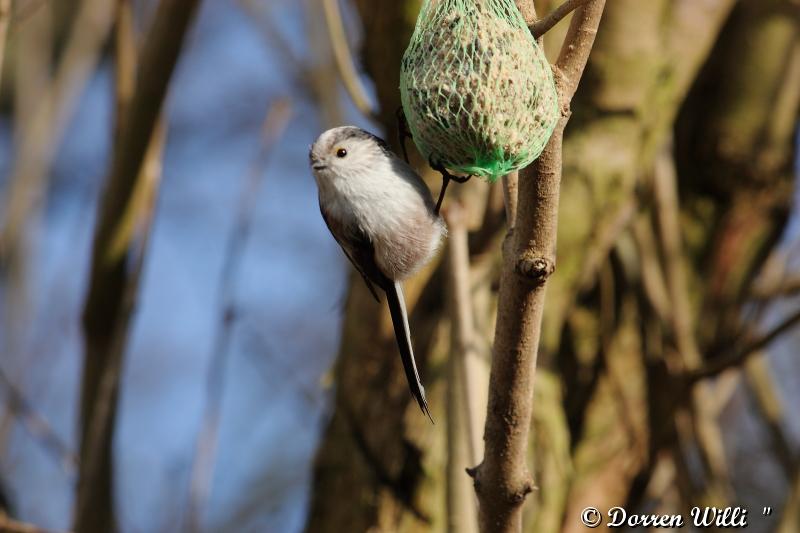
[309,126,391,181]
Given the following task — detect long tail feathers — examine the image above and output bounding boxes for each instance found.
[385,281,433,423]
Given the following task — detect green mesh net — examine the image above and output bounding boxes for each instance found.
[400,0,559,180]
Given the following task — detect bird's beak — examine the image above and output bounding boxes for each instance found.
[309,147,327,171]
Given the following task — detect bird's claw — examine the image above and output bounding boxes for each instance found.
[428,157,472,216]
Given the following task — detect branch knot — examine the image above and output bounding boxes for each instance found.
[515,253,555,285]
[511,480,535,503]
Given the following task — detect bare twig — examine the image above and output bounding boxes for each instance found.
[240,319,323,408]
[530,0,592,39]
[652,142,732,500]
[320,0,378,121]
[690,306,800,383]
[632,216,672,323]
[0,367,77,476]
[0,0,52,456]
[576,197,637,292]
[467,181,506,257]
[777,465,800,533]
[0,0,115,265]
[500,172,519,228]
[0,0,11,90]
[444,203,480,533]
[597,261,639,450]
[743,356,797,475]
[75,2,201,532]
[652,146,702,369]
[238,0,304,80]
[10,0,51,24]
[113,0,137,142]
[0,515,70,533]
[185,99,292,532]
[749,276,800,300]
[471,3,605,532]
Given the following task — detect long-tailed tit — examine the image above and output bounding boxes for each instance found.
[310,126,446,420]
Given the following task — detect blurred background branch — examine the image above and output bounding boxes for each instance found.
[185,97,291,532]
[320,0,377,121]
[0,0,114,267]
[75,1,200,531]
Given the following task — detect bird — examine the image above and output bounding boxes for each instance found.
[309,125,446,421]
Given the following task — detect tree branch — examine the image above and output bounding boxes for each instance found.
[749,275,800,301]
[652,142,732,499]
[0,515,70,533]
[501,171,519,228]
[444,203,480,533]
[320,0,378,121]
[75,2,200,532]
[530,0,592,39]
[471,2,605,532]
[0,366,77,476]
[0,0,10,91]
[689,307,800,383]
[185,98,291,532]
[0,0,115,266]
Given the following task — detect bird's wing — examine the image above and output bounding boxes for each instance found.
[320,203,384,302]
[319,203,432,421]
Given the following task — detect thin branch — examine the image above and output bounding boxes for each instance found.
[652,142,732,499]
[238,0,303,78]
[185,99,292,532]
[467,181,506,258]
[501,172,519,229]
[0,0,115,265]
[444,202,480,533]
[320,0,378,121]
[597,261,639,449]
[653,145,702,369]
[240,319,323,408]
[0,0,10,90]
[0,0,52,459]
[530,0,592,39]
[75,1,200,531]
[576,197,637,293]
[472,3,605,532]
[0,515,70,533]
[690,307,800,383]
[554,1,604,100]
[749,276,800,301]
[777,465,800,533]
[0,367,77,476]
[76,118,166,533]
[11,0,50,24]
[743,356,797,475]
[632,215,672,324]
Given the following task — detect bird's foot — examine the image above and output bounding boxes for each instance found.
[428,157,472,216]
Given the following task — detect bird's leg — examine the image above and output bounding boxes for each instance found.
[396,106,412,164]
[435,176,450,216]
[429,157,472,216]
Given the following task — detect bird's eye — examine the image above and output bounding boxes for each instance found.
[336,148,347,158]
